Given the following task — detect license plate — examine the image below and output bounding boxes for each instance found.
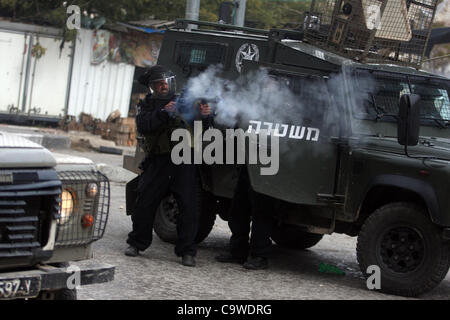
[0,276,41,299]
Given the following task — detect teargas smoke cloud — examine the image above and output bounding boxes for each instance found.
[183,65,334,127]
[173,64,387,171]
[182,65,377,140]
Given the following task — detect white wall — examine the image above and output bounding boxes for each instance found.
[0,28,71,117]
[26,35,72,117]
[0,31,29,112]
[67,29,135,121]
[0,24,135,121]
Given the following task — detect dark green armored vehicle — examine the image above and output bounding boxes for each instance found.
[124,0,450,297]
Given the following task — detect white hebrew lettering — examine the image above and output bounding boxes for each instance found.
[262,122,273,135]
[289,126,306,139]
[306,128,320,141]
[247,120,319,142]
[247,120,262,134]
[273,123,288,137]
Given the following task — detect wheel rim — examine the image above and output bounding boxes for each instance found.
[379,226,425,274]
[161,196,178,224]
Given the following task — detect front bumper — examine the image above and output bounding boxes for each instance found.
[0,261,114,299]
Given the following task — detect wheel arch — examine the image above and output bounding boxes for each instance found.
[356,175,441,226]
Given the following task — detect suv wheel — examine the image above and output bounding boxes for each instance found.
[271,224,324,249]
[154,178,216,244]
[357,202,450,297]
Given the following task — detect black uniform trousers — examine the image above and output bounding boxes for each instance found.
[228,166,275,259]
[127,154,197,257]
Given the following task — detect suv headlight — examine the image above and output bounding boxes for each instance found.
[59,189,74,225]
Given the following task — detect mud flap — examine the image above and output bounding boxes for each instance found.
[126,176,140,216]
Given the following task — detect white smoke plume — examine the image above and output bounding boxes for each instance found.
[183,65,330,128]
[179,65,380,163]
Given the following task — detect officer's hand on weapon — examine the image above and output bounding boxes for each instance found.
[164,101,176,113]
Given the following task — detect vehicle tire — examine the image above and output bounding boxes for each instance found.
[271,224,324,249]
[154,179,217,244]
[154,194,179,244]
[357,202,450,297]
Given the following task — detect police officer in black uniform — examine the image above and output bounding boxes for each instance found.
[216,166,276,270]
[125,65,211,267]
[215,77,279,269]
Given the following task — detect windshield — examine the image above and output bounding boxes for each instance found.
[354,69,450,127]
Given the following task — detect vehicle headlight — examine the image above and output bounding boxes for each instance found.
[59,189,74,225]
[86,183,98,198]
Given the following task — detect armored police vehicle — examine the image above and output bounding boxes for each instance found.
[124,0,450,297]
[0,131,114,299]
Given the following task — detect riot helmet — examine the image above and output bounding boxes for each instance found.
[139,65,176,98]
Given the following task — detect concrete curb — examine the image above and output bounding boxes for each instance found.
[41,134,71,150]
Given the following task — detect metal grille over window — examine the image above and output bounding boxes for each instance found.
[355,70,450,125]
[304,0,438,67]
[176,42,227,67]
[55,171,110,247]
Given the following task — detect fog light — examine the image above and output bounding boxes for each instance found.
[59,190,74,225]
[86,183,98,198]
[81,214,94,228]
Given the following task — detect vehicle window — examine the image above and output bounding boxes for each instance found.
[175,42,228,68]
[354,69,450,126]
[410,82,450,121]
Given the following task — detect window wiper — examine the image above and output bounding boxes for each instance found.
[424,118,450,129]
[368,93,383,115]
[366,93,383,120]
[366,94,398,121]
[377,113,399,121]
[433,119,445,129]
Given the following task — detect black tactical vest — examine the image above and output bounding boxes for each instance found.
[139,96,192,156]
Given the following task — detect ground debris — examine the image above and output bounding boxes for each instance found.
[58,110,137,147]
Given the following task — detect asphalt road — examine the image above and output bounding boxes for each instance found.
[68,150,450,300]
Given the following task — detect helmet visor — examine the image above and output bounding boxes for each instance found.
[149,75,176,98]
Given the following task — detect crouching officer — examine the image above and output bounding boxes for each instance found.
[215,165,276,270]
[125,65,211,267]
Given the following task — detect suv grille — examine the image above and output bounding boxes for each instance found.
[0,170,61,262]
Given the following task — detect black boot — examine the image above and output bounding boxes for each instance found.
[215,253,247,264]
[243,257,268,270]
[182,255,196,267]
[124,245,139,257]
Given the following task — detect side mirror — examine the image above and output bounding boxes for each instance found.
[398,93,421,146]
